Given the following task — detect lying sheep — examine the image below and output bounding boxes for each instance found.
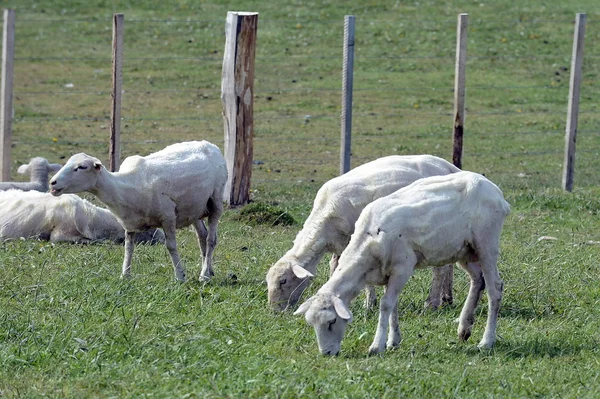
[267,155,461,311]
[49,140,227,281]
[0,157,62,192]
[0,190,164,244]
[294,171,510,355]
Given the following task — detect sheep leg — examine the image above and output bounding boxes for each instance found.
[163,224,186,282]
[328,253,339,276]
[424,263,454,309]
[199,198,223,281]
[478,255,503,349]
[369,268,413,355]
[456,261,485,342]
[192,219,208,260]
[364,286,378,311]
[386,299,401,350]
[121,231,136,279]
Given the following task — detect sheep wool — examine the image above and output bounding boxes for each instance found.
[295,171,510,356]
[0,190,164,244]
[266,154,461,312]
[49,140,227,281]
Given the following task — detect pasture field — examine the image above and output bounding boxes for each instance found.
[1,0,600,397]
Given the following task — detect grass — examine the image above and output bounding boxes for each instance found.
[1,0,600,397]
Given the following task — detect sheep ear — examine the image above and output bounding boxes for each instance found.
[291,264,314,279]
[93,160,103,170]
[17,164,29,174]
[333,296,352,320]
[293,297,314,316]
[49,163,62,173]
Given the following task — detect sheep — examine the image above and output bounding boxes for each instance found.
[0,190,165,244]
[49,140,227,282]
[294,171,510,356]
[0,157,62,192]
[266,155,461,312]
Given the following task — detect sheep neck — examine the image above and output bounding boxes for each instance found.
[318,251,370,305]
[88,168,141,219]
[285,228,329,274]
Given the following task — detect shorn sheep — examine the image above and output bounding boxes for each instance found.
[266,155,461,312]
[294,171,510,356]
[0,190,164,244]
[49,141,227,281]
[0,157,62,192]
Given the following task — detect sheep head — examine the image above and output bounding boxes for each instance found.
[294,292,352,356]
[17,157,62,180]
[266,260,314,312]
[50,153,103,196]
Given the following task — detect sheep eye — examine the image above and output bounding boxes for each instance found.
[74,165,87,171]
[279,278,287,286]
[328,318,336,331]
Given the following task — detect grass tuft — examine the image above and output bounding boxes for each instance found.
[232,202,297,227]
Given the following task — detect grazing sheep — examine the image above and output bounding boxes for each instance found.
[0,157,62,192]
[294,171,510,356]
[49,141,227,281]
[266,155,460,312]
[0,190,164,244]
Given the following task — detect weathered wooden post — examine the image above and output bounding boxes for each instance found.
[221,11,258,206]
[109,13,124,172]
[340,15,355,174]
[0,9,15,181]
[562,13,586,192]
[452,13,468,170]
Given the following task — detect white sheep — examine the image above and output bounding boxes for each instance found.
[266,155,461,312]
[49,140,227,281]
[0,190,165,244]
[294,171,510,356]
[0,157,62,192]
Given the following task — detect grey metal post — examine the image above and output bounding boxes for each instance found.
[340,15,355,174]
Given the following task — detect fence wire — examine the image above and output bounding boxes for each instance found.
[4,14,600,191]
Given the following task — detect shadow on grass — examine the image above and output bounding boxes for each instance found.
[476,337,592,359]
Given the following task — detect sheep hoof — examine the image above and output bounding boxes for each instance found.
[120,273,131,280]
[477,338,495,350]
[458,328,472,342]
[199,275,212,283]
[368,345,385,356]
[424,298,441,310]
[386,340,401,350]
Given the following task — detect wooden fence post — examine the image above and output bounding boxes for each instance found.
[340,15,355,175]
[562,13,586,192]
[0,9,15,181]
[221,11,258,206]
[452,13,468,169]
[109,13,124,172]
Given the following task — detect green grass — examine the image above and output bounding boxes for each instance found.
[2,0,600,397]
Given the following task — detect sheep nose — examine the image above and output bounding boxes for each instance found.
[50,179,56,186]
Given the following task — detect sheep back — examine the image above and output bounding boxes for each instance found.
[114,140,227,229]
[349,171,510,272]
[293,155,461,254]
